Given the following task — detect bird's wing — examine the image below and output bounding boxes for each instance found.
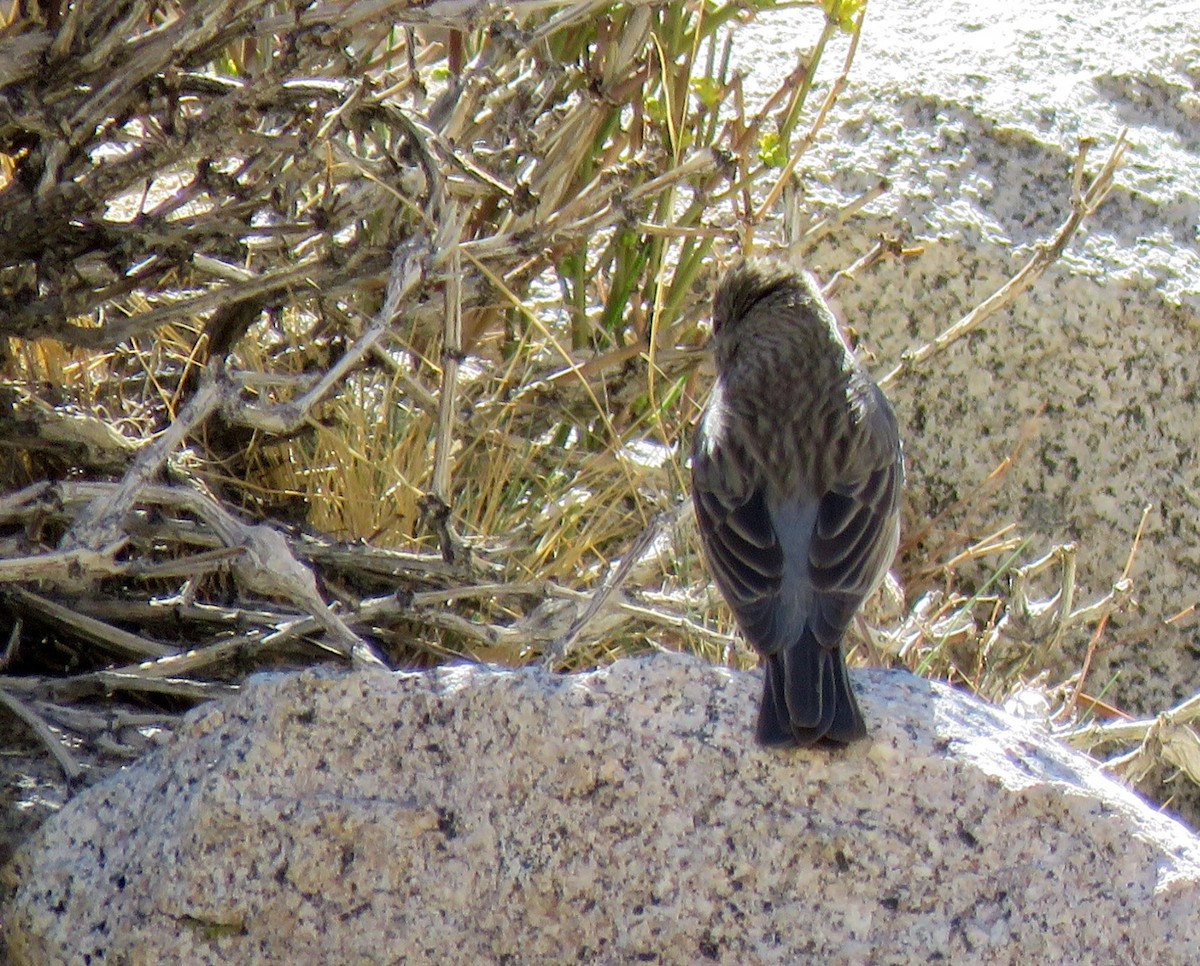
[807,393,903,645]
[691,432,789,654]
[693,382,902,657]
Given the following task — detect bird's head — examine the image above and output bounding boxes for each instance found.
[712,256,820,338]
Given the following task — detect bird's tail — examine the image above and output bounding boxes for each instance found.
[756,634,867,747]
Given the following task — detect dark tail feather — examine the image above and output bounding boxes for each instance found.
[755,634,867,747]
[822,646,867,744]
[755,654,795,747]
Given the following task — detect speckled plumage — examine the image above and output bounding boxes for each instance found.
[692,257,904,746]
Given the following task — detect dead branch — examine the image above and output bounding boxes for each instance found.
[880,130,1130,388]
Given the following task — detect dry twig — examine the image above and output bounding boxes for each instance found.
[881,130,1130,389]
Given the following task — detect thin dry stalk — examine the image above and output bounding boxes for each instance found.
[881,130,1130,388]
[0,686,83,782]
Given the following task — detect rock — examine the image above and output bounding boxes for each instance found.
[735,0,1200,719]
[7,654,1200,964]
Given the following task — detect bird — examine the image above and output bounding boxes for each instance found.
[690,256,903,747]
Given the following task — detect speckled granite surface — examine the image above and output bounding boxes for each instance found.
[7,655,1200,964]
[735,0,1200,721]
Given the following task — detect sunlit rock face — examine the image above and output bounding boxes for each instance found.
[8,654,1200,964]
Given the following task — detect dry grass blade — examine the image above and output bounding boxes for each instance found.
[0,686,82,783]
[543,501,692,668]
